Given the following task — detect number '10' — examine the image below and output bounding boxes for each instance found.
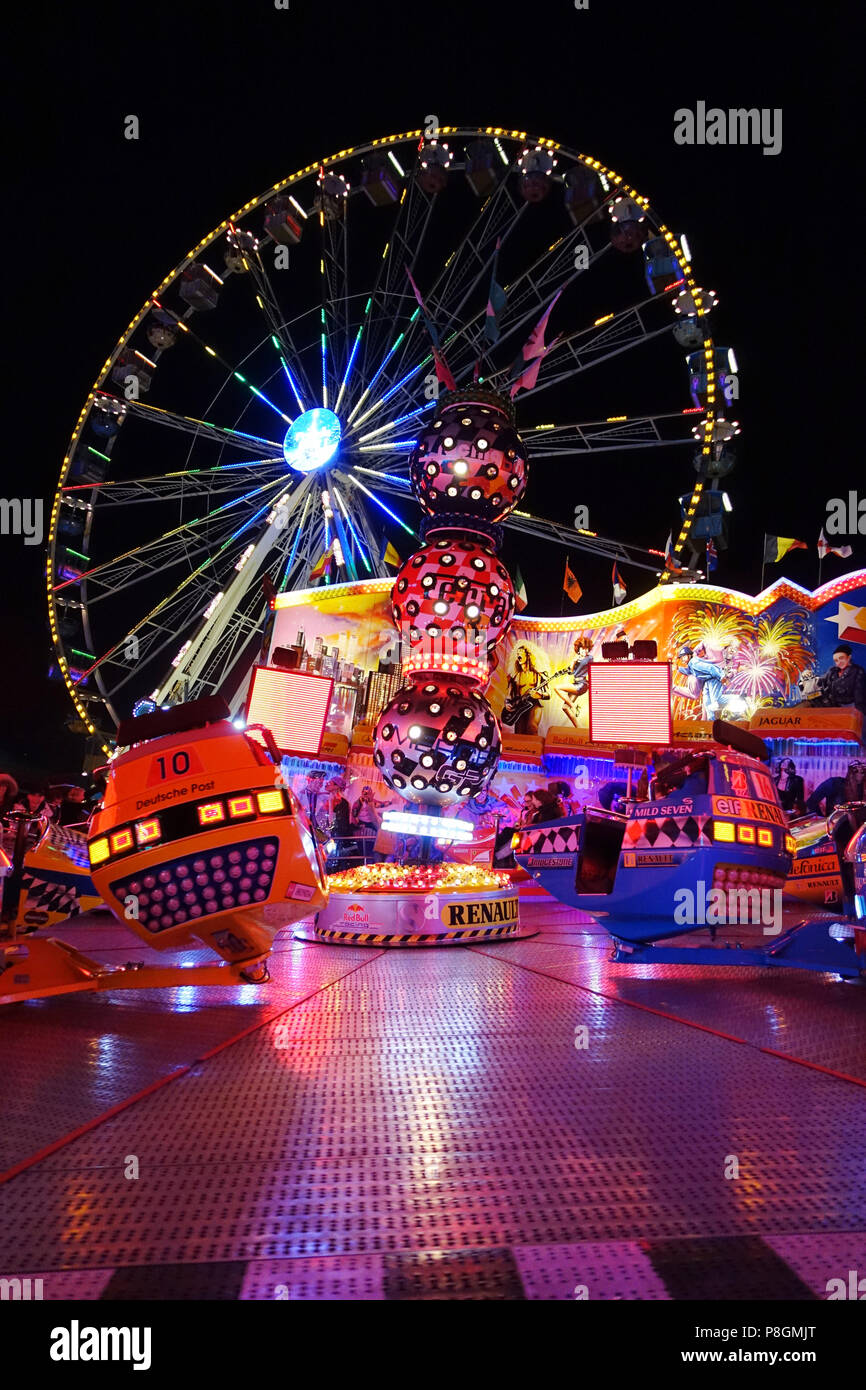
[156,750,190,779]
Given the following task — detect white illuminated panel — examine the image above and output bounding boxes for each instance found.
[589,662,672,746]
[245,666,334,756]
[382,810,474,843]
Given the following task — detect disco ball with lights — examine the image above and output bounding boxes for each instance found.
[391,531,515,660]
[409,390,528,520]
[372,676,501,807]
[282,407,342,472]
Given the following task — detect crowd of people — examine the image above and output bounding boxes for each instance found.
[768,756,865,820]
[0,776,91,829]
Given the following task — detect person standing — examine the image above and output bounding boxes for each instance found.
[325,777,353,870]
[817,644,866,715]
[548,779,581,817]
[0,773,18,816]
[59,785,88,827]
[351,784,388,862]
[774,758,806,817]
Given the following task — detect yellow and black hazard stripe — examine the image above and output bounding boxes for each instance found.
[309,922,522,946]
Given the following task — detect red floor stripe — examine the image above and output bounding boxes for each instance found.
[471,946,866,1089]
[0,1065,193,1186]
[757,1047,866,1089]
[0,950,383,1188]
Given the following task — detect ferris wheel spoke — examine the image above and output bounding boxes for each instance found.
[344,307,436,437]
[277,487,315,590]
[147,297,293,427]
[329,479,374,577]
[61,458,286,511]
[243,252,317,412]
[352,399,433,449]
[427,177,524,318]
[502,508,664,575]
[383,178,525,390]
[71,482,291,688]
[55,475,292,599]
[500,316,679,403]
[524,410,701,457]
[92,582,219,710]
[432,225,601,385]
[315,199,337,410]
[319,211,353,399]
[355,167,436,404]
[343,471,419,544]
[116,398,285,454]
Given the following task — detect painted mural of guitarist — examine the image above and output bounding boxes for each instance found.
[556,636,594,728]
[502,645,551,735]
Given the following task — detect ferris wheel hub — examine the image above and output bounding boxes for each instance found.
[282,408,342,473]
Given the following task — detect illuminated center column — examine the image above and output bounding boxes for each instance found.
[298,388,535,946]
[372,388,528,812]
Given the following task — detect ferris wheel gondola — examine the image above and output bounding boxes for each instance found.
[47,125,735,754]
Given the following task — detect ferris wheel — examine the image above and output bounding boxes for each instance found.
[47,124,736,754]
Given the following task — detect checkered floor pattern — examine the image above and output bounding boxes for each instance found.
[12,1232,866,1300]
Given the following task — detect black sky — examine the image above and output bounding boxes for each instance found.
[1,0,861,782]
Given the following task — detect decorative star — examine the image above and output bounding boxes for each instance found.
[825,602,866,644]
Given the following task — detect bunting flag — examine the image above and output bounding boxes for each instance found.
[406,265,457,390]
[513,564,528,612]
[432,346,457,391]
[817,529,852,560]
[612,561,627,606]
[309,542,335,581]
[663,532,689,577]
[763,535,807,564]
[484,238,507,344]
[380,538,401,568]
[509,288,564,398]
[563,559,582,605]
[705,538,718,573]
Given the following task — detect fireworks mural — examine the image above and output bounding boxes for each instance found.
[668,603,815,722]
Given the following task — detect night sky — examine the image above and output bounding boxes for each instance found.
[2,0,860,784]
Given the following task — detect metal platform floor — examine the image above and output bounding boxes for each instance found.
[1,901,864,1300]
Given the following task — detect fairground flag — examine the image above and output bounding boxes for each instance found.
[484,238,507,344]
[706,538,718,573]
[663,531,688,577]
[380,538,401,568]
[612,561,627,606]
[563,559,582,605]
[405,265,457,390]
[763,535,807,563]
[513,563,528,612]
[509,288,564,397]
[817,529,853,560]
[309,542,335,581]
